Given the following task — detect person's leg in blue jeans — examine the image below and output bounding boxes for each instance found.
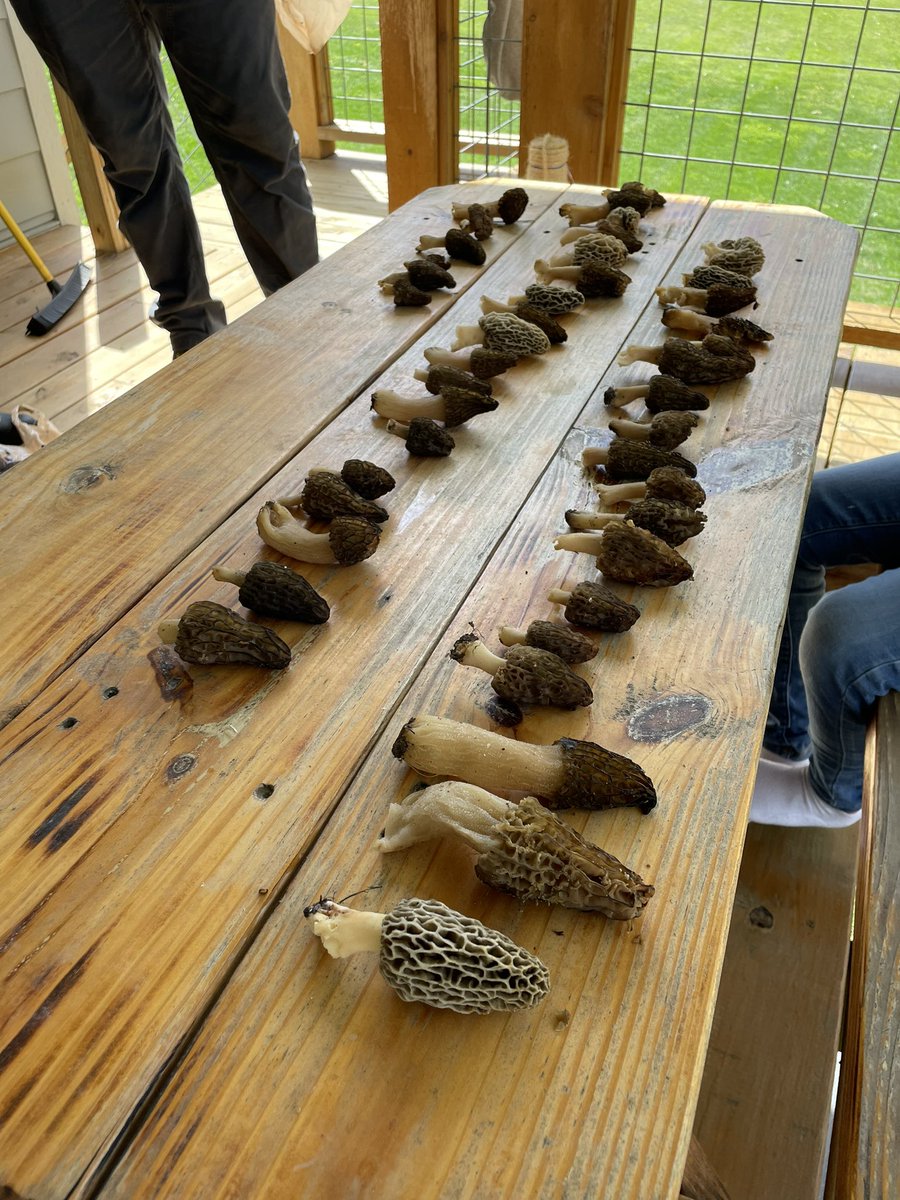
[753,453,900,825]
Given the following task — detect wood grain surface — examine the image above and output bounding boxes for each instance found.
[0,191,857,1200]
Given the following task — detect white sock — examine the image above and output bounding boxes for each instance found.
[759,745,809,766]
[750,758,861,828]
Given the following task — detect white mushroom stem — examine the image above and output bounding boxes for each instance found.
[385,419,412,439]
[593,480,648,507]
[450,201,476,221]
[423,346,477,371]
[480,295,515,314]
[559,225,596,245]
[371,388,442,422]
[308,902,385,958]
[617,344,663,367]
[379,780,512,854]
[256,502,338,564]
[451,324,484,350]
[397,715,563,797]
[497,625,527,648]
[453,638,504,676]
[564,509,618,531]
[547,246,580,266]
[662,306,714,336]
[377,272,407,294]
[608,417,654,441]
[158,620,180,644]
[211,565,246,586]
[655,285,706,308]
[547,588,574,605]
[555,531,606,555]
[581,446,611,468]
[559,202,609,225]
[605,383,651,404]
[416,233,446,252]
[534,259,581,285]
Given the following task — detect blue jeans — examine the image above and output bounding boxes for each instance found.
[765,454,900,812]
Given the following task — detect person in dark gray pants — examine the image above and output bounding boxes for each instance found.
[11,0,319,356]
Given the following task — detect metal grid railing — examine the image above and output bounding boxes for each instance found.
[325,0,385,141]
[622,0,900,310]
[457,1,521,179]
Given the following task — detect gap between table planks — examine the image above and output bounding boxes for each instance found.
[0,180,572,728]
[95,202,858,1200]
[0,193,707,1200]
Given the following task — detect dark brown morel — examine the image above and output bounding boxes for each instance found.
[158,600,291,668]
[590,437,698,481]
[451,632,592,710]
[498,620,597,665]
[340,459,396,500]
[595,521,693,587]
[621,498,708,546]
[293,471,389,522]
[211,562,330,623]
[546,581,641,632]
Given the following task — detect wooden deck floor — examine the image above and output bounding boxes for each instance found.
[2,153,899,464]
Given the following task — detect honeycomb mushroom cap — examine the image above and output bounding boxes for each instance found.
[494,186,529,223]
[340,459,396,500]
[495,645,593,709]
[683,264,754,291]
[235,561,330,623]
[712,314,773,344]
[300,472,389,522]
[438,386,499,428]
[644,375,711,413]
[404,257,457,291]
[475,796,654,917]
[522,283,585,314]
[467,347,519,378]
[607,181,666,212]
[170,600,291,668]
[444,227,487,264]
[390,275,431,306]
[570,232,629,269]
[328,516,382,564]
[643,410,700,450]
[644,466,707,509]
[479,312,551,357]
[518,620,597,664]
[595,521,693,587]
[459,202,494,240]
[379,897,550,1013]
[604,438,697,481]
[658,335,755,384]
[551,738,657,812]
[576,261,631,298]
[625,497,708,545]
[421,363,493,397]
[512,302,567,344]
[703,237,765,276]
[593,215,643,253]
[404,416,455,456]
[558,581,641,632]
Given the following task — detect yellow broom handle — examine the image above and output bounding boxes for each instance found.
[0,198,55,285]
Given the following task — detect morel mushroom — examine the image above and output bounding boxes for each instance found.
[423,344,519,379]
[393,714,657,813]
[385,416,455,457]
[558,183,664,226]
[451,201,494,240]
[305,895,549,1014]
[377,274,431,307]
[547,232,628,269]
[604,374,710,414]
[546,581,641,631]
[413,363,493,397]
[566,499,707,547]
[450,631,593,709]
[662,306,773,345]
[257,502,381,565]
[595,465,707,511]
[279,471,389,523]
[607,409,699,451]
[702,236,765,276]
[371,386,498,428]
[403,256,457,290]
[480,296,567,343]
[158,600,291,668]
[617,334,755,384]
[379,785,654,920]
[535,258,631,299]
[451,312,551,358]
[582,437,697,480]
[451,187,529,226]
[416,227,487,265]
[339,459,396,500]
[211,561,330,623]
[656,265,757,316]
[555,520,693,587]
[505,283,586,315]
[497,620,597,664]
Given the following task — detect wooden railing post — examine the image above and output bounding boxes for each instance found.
[519,0,636,186]
[378,0,458,210]
[275,19,336,160]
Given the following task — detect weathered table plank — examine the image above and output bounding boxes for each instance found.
[0,192,706,1199]
[95,204,858,1199]
[0,181,569,728]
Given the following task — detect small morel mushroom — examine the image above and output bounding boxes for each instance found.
[555,520,693,587]
[403,257,457,291]
[280,471,389,523]
[211,561,330,623]
[595,465,707,511]
[379,785,654,919]
[559,214,643,255]
[423,344,519,379]
[605,181,666,213]
[655,274,757,317]
[392,714,657,813]
[339,459,396,500]
[582,437,697,480]
[661,305,773,345]
[413,363,493,397]
[416,227,486,265]
[702,236,765,276]
[607,409,699,451]
[378,274,431,307]
[479,297,568,343]
[546,232,628,270]
[158,600,291,668]
[546,581,641,631]
[371,386,498,428]
[450,631,593,709]
[385,416,455,457]
[451,187,529,226]
[567,499,707,547]
[508,283,586,315]
[451,312,551,358]
[451,201,494,240]
[257,502,381,565]
[535,258,631,299]
[497,619,597,664]
[617,334,755,385]
[305,896,549,1014]
[604,374,710,414]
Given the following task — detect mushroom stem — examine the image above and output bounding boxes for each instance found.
[379,780,511,855]
[257,502,339,563]
[656,285,706,308]
[307,902,385,958]
[497,625,527,647]
[603,383,651,405]
[582,446,610,468]
[661,306,712,336]
[452,324,483,350]
[608,417,653,441]
[157,619,179,644]
[559,202,609,225]
[417,234,445,251]
[423,347,473,370]
[211,565,245,586]
[479,295,515,314]
[554,531,606,555]
[451,636,505,676]
[593,481,648,506]
[371,388,442,422]
[617,344,664,366]
[564,509,619,531]
[534,259,581,285]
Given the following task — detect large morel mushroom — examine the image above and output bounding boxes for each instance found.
[497,620,597,665]
[211,561,330,623]
[617,334,755,384]
[450,631,593,709]
[158,600,291,668]
[582,437,697,480]
[305,895,549,1014]
[555,520,693,587]
[546,580,641,631]
[257,502,380,565]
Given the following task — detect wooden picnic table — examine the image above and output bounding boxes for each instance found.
[0,181,857,1200]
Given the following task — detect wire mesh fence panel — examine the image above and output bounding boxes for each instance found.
[458,0,522,179]
[623,0,900,311]
[325,0,385,150]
